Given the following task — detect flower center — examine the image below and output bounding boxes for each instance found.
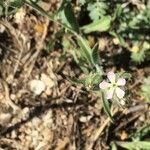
[112,83,117,88]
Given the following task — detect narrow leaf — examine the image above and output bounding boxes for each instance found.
[110,31,125,46]
[77,36,93,66]
[101,91,114,122]
[111,142,118,150]
[130,124,150,141]
[66,76,85,85]
[64,3,79,33]
[112,4,122,20]
[116,141,150,149]
[82,16,111,33]
[92,44,101,65]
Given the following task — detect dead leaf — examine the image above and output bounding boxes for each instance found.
[34,23,45,34]
[119,130,128,140]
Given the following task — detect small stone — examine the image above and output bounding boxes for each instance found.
[79,116,92,122]
[29,79,46,95]
[11,130,17,139]
[10,94,16,100]
[32,117,41,126]
[139,115,145,122]
[79,116,87,123]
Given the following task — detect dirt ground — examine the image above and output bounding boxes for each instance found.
[0,1,150,150]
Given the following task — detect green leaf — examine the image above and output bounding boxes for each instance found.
[70,49,89,73]
[84,73,102,87]
[111,142,118,150]
[92,44,101,65]
[101,91,114,122]
[77,36,93,66]
[0,5,3,16]
[142,85,150,101]
[116,141,150,150]
[112,4,122,20]
[91,73,102,85]
[131,50,145,64]
[109,31,125,46]
[130,124,150,141]
[82,16,111,33]
[11,0,23,7]
[87,2,108,21]
[46,39,55,52]
[119,72,132,80]
[64,3,79,33]
[66,76,85,85]
[141,77,150,101]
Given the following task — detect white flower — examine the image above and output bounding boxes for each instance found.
[99,71,126,100]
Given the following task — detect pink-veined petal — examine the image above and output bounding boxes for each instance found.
[117,78,126,86]
[99,80,111,89]
[107,71,116,83]
[106,88,114,99]
[116,87,125,99]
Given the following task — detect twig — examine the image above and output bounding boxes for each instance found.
[2,80,20,111]
[85,107,118,150]
[0,20,24,80]
[23,18,49,80]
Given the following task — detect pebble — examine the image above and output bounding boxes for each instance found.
[79,116,92,123]
[29,79,46,95]
[32,117,41,126]
[139,115,145,122]
[10,94,16,100]
[11,130,17,139]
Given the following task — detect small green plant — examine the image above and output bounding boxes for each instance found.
[87,1,108,21]
[131,42,150,64]
[112,124,150,150]
[22,0,133,121]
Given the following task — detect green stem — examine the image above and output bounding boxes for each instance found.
[24,0,95,67]
[24,0,77,36]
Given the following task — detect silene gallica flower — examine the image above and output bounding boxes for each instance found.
[99,71,126,102]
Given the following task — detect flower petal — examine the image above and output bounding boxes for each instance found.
[106,88,114,99]
[117,78,126,86]
[107,71,116,83]
[99,80,111,89]
[116,87,125,99]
